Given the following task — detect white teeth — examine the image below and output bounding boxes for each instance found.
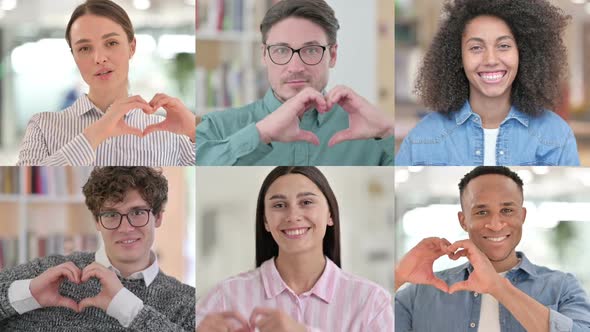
[480,72,504,81]
[120,239,137,244]
[486,236,507,242]
[284,228,308,236]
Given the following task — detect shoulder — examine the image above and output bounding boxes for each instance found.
[404,111,456,143]
[528,110,573,133]
[201,99,266,124]
[338,269,392,303]
[28,106,79,124]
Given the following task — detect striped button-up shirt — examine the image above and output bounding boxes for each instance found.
[17,95,195,166]
[196,257,394,331]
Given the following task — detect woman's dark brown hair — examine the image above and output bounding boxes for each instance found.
[415,0,570,116]
[255,167,341,268]
[65,0,134,49]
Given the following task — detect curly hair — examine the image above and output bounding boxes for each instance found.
[415,0,570,115]
[82,167,168,219]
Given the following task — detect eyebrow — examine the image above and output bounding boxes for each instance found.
[101,205,150,212]
[268,40,325,47]
[74,32,121,45]
[465,35,514,44]
[472,201,517,209]
[268,192,318,200]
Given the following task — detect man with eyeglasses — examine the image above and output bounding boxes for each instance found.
[196,0,394,166]
[0,167,194,331]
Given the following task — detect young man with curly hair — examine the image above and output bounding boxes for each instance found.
[196,0,394,166]
[0,167,195,331]
[396,0,579,166]
[394,167,590,331]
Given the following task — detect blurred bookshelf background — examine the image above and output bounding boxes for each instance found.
[0,166,196,286]
[395,0,590,164]
[0,0,196,165]
[196,0,395,117]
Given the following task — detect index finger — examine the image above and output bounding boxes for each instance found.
[219,311,249,329]
[249,307,276,327]
[295,89,327,115]
[447,239,476,253]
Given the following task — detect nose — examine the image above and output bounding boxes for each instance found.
[118,216,136,232]
[286,206,303,223]
[485,213,506,232]
[94,49,107,65]
[483,48,499,66]
[286,52,306,73]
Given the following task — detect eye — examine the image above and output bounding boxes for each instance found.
[272,202,286,209]
[106,40,119,47]
[303,46,321,55]
[501,208,514,214]
[101,211,119,218]
[271,46,290,55]
[130,209,148,216]
[498,43,512,50]
[469,45,483,52]
[301,199,314,206]
[78,46,91,53]
[475,210,488,216]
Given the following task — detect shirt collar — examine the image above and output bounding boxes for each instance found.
[260,256,339,304]
[94,244,159,287]
[465,251,537,278]
[74,94,135,119]
[262,89,331,126]
[454,101,530,128]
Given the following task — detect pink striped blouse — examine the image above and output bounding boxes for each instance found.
[196,257,394,331]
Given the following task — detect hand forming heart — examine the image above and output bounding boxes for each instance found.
[83,93,196,149]
[30,262,124,313]
[255,86,393,146]
[395,238,505,296]
[198,308,306,332]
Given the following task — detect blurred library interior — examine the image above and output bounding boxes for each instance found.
[395,0,590,164]
[0,0,196,165]
[0,166,196,286]
[196,0,394,116]
[395,166,590,294]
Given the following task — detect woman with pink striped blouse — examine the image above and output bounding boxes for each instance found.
[196,167,394,332]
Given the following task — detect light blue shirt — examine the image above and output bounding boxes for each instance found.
[395,252,590,332]
[395,102,580,166]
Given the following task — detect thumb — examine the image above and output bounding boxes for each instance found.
[429,277,450,293]
[448,280,471,294]
[328,129,354,147]
[295,130,320,146]
[78,297,99,312]
[120,125,144,138]
[56,296,80,313]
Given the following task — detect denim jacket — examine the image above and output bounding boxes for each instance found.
[395,102,580,166]
[395,252,590,332]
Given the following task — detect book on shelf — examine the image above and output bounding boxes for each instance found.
[0,167,20,194]
[197,0,245,32]
[27,233,99,260]
[0,238,18,270]
[26,167,91,197]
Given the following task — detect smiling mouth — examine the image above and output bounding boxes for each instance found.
[478,71,507,83]
[117,238,140,245]
[281,227,311,238]
[484,235,510,242]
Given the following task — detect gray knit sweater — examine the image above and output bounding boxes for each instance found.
[0,252,195,331]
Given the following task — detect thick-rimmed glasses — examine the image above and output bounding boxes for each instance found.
[98,209,152,230]
[266,44,330,65]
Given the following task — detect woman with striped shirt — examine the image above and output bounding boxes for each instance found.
[196,167,394,332]
[17,0,196,166]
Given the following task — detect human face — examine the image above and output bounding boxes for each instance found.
[96,189,162,270]
[462,15,519,104]
[458,174,526,271]
[263,17,337,102]
[264,174,333,258]
[69,14,135,95]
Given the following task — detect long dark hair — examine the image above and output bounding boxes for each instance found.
[255,167,341,268]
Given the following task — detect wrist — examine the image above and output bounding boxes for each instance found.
[83,125,105,149]
[376,122,394,139]
[489,276,511,300]
[255,122,272,144]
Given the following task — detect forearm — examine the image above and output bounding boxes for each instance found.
[196,123,272,165]
[493,278,550,332]
[129,305,194,332]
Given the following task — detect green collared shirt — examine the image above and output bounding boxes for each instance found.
[196,89,393,165]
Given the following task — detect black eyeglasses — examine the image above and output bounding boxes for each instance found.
[265,44,330,65]
[98,209,152,230]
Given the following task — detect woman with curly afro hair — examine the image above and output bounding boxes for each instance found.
[395,0,580,166]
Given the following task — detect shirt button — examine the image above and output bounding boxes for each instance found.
[476,150,481,155]
[499,151,504,155]
[470,322,476,328]
[474,292,479,297]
